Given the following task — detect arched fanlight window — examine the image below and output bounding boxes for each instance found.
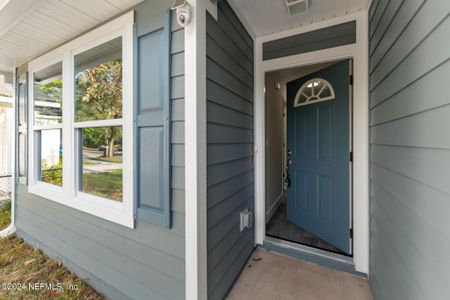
[293,78,335,107]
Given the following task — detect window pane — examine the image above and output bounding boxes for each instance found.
[34,62,63,126]
[80,126,122,202]
[18,82,26,126]
[319,86,332,98]
[314,80,325,95]
[298,94,307,104]
[75,37,122,122]
[18,133,26,177]
[39,129,63,186]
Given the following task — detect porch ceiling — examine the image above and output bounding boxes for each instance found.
[228,0,371,37]
[0,0,142,73]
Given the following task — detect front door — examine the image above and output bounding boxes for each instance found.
[286,60,351,254]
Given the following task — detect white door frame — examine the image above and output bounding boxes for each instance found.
[254,10,369,274]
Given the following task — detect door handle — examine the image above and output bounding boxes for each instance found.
[288,159,293,166]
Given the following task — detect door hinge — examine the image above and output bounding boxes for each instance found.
[349,75,354,85]
[350,151,353,162]
[350,228,353,239]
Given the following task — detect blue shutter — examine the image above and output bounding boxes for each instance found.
[135,2,171,227]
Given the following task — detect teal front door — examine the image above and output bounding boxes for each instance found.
[286,60,351,254]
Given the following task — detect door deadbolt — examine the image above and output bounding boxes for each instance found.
[287,149,293,156]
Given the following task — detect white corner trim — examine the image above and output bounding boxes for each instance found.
[254,39,265,246]
[254,11,370,275]
[185,1,208,299]
[352,9,370,275]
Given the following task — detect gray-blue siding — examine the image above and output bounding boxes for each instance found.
[206,2,254,299]
[368,0,450,299]
[14,13,185,300]
[262,21,356,61]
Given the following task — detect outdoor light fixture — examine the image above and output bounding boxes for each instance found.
[171,0,192,27]
[285,0,311,16]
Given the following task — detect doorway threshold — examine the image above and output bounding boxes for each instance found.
[262,236,366,277]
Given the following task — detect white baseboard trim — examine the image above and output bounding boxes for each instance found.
[266,193,282,224]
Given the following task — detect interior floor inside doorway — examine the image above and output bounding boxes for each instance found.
[266,202,348,256]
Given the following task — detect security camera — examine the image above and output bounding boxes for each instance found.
[171,0,191,27]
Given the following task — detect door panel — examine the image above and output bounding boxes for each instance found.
[286,60,351,254]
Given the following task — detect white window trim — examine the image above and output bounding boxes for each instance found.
[293,78,336,107]
[27,12,134,228]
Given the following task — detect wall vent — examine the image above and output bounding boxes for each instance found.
[286,0,310,16]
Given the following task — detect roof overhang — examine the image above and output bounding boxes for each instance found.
[0,0,142,73]
[228,0,370,37]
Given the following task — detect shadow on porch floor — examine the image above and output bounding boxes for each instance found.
[227,247,373,300]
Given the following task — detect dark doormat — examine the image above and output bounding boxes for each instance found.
[266,203,349,256]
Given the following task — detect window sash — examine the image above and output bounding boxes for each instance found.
[26,11,134,228]
[73,118,123,128]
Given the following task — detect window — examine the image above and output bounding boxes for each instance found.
[17,77,27,181]
[27,12,134,228]
[33,62,63,187]
[74,37,123,202]
[293,78,335,107]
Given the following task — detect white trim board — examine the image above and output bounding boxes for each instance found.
[254,10,369,275]
[184,1,217,299]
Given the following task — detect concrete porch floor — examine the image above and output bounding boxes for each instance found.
[227,247,373,300]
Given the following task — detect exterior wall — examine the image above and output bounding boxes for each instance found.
[14,11,186,300]
[206,2,255,299]
[368,0,450,299]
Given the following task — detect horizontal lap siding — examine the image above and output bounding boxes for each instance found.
[262,21,356,61]
[368,1,450,299]
[15,13,185,300]
[206,2,254,299]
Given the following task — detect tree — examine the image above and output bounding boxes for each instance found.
[75,60,122,157]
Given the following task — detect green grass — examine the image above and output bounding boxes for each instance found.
[0,234,102,299]
[83,169,122,201]
[90,156,122,163]
[0,201,11,231]
[41,168,62,187]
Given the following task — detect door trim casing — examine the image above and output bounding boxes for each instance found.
[254,10,369,274]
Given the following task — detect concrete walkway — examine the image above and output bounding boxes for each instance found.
[227,247,373,300]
